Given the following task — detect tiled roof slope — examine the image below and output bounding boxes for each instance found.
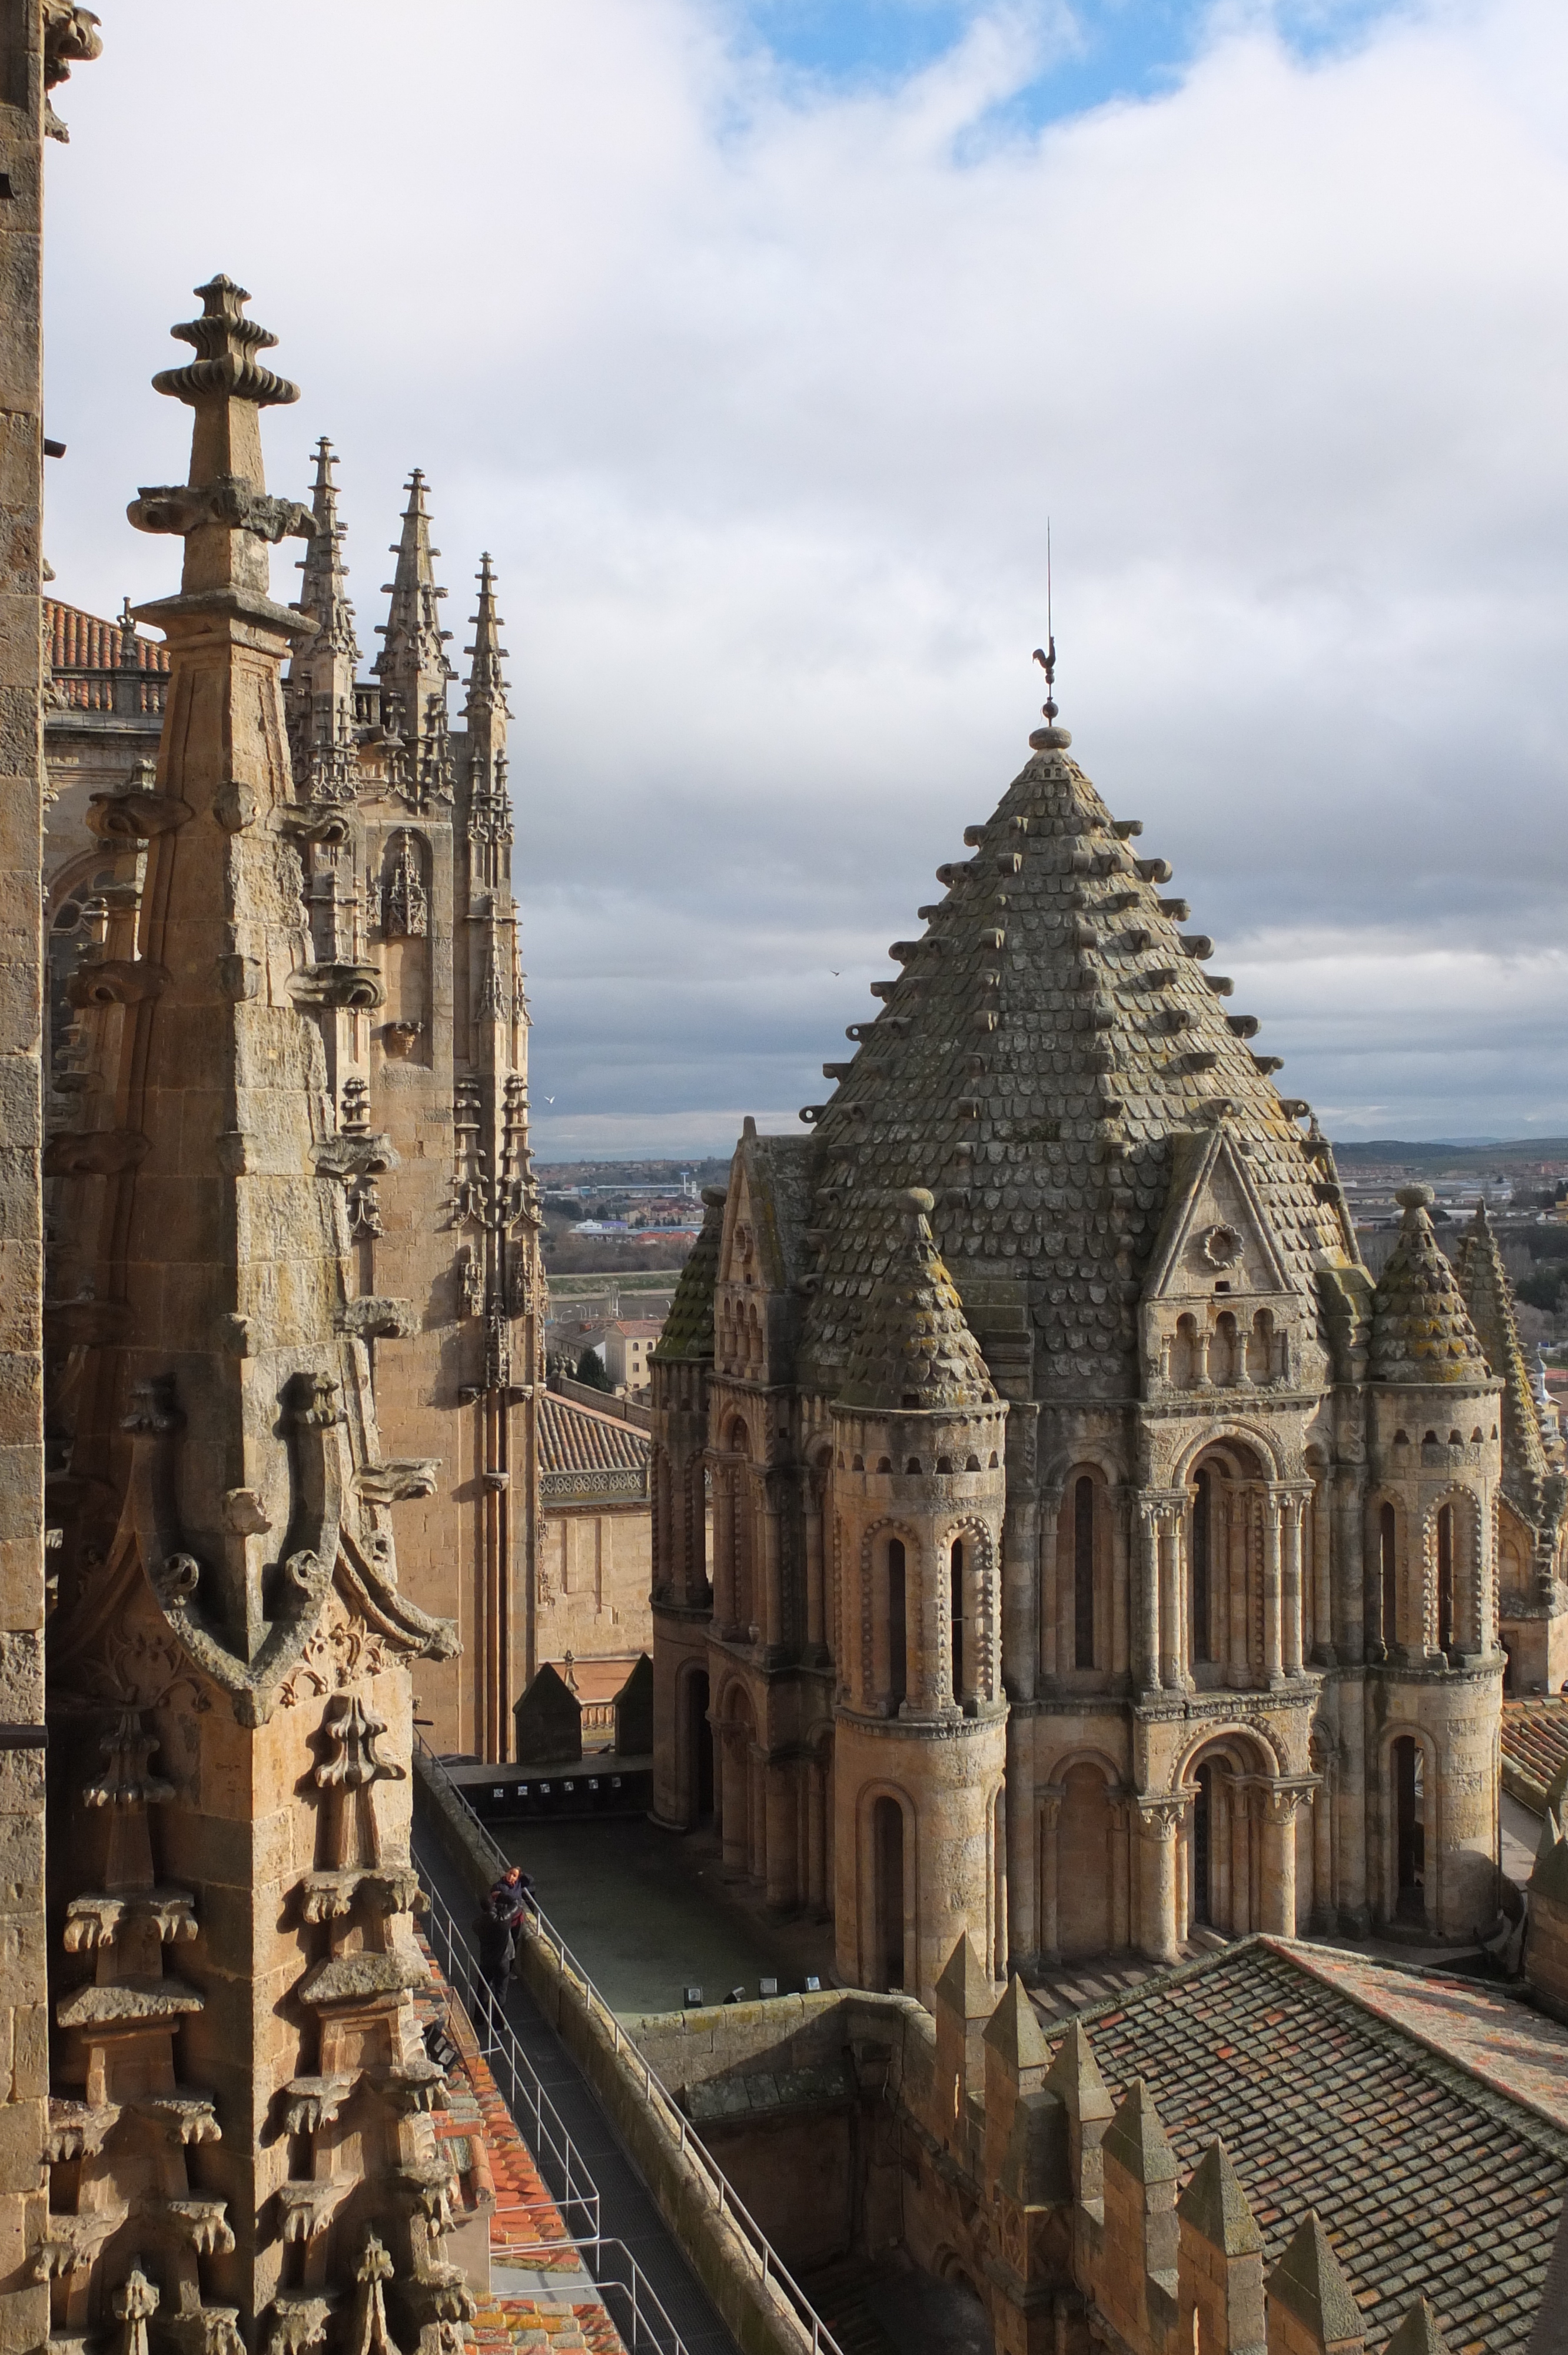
[1457,1203,1560,1508]
[1372,1186,1493,1388]
[1501,1699,1568,1813]
[838,1189,998,1412]
[796,727,1354,1402]
[651,1187,723,1362]
[539,1393,651,1476]
[1037,1938,1566,2353]
[47,598,171,678]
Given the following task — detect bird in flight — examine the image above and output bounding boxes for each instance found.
[543,1094,556,1104]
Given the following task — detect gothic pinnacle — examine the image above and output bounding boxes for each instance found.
[292,436,359,662]
[463,552,510,721]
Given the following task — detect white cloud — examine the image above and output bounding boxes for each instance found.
[43,0,1568,1152]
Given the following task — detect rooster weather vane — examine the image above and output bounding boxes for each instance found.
[1032,517,1058,722]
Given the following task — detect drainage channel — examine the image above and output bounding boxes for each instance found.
[415,1829,739,2355]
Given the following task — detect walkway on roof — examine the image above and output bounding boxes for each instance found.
[414,1820,739,2355]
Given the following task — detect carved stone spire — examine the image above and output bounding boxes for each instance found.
[372,470,454,808]
[44,280,459,2355]
[286,436,361,803]
[461,553,512,894]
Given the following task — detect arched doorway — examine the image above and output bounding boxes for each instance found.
[1178,1734,1275,1939]
[872,1795,906,1991]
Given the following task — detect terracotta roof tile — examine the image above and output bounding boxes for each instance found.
[46,597,170,716]
[539,1393,651,1477]
[1036,1938,1567,2353]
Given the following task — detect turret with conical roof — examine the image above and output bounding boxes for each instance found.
[825,1187,1008,2002]
[1371,1186,1491,1384]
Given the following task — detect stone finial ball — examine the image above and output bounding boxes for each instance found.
[1395,1183,1435,1210]
[898,1188,936,1215]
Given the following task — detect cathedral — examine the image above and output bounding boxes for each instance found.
[649,699,1568,2003]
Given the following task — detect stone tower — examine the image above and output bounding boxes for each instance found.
[650,688,1556,1988]
[41,278,464,2355]
[827,1188,1008,1999]
[282,452,546,1762]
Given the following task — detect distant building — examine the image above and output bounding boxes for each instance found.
[597,1317,665,1400]
[537,1389,653,1671]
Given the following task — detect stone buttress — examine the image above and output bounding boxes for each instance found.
[650,682,1533,1976]
[41,278,465,2355]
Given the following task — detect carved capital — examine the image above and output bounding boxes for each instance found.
[128,475,314,543]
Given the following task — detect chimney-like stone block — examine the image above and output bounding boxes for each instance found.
[1264,2213,1364,2355]
[931,1931,991,2148]
[1096,2077,1180,2350]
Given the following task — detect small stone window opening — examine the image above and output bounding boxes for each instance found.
[951,1540,965,1704]
[1437,1504,1455,1653]
[965,1454,981,1472]
[901,1392,921,1409]
[1379,1502,1397,1653]
[1394,1735,1425,1921]
[936,1455,954,1475]
[988,1451,999,1469]
[1073,1477,1095,1670]
[1191,1467,1212,1665]
[905,1458,922,1475]
[877,1456,893,1474]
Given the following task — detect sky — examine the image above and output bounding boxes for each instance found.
[42,0,1568,1155]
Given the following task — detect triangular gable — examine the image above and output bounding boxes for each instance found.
[1142,1123,1297,1304]
[719,1129,793,1295]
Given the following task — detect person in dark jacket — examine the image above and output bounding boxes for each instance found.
[473,1895,516,2004]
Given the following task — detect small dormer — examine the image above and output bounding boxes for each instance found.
[1139,1124,1311,1399]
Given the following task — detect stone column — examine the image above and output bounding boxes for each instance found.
[1038,1789,1064,1968]
[1261,1788,1303,1936]
[1110,1797,1132,1952]
[1282,1492,1304,1676]
[759,1471,784,1655]
[806,1752,827,1912]
[1137,1799,1184,1965]
[1005,1711,1037,1976]
[1000,1406,1040,1704]
[1227,1485,1251,1688]
[720,1727,748,1871]
[1038,1494,1060,1686]
[802,1467,825,1657]
[1335,1673,1370,1936]
[765,1760,796,1910]
[1311,1753,1335,1933]
[1138,1504,1162,1692]
[1263,1489,1285,1687]
[712,1458,738,1634]
[1111,1489,1131,1680]
[1158,1509,1182,1690]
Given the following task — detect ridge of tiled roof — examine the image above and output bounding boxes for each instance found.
[794,721,1354,1402]
[1371,1185,1492,1387]
[651,1187,723,1363]
[1457,1201,1560,1505]
[837,1188,998,1414]
[47,596,170,675]
[1034,1936,1567,2354]
[538,1391,650,1476]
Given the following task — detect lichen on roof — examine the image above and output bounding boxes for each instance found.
[650,1186,723,1363]
[836,1189,998,1413]
[1370,1186,1492,1387]
[795,727,1353,1404]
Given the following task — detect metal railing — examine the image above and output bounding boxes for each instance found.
[416,1736,847,2355]
[417,1868,600,2246]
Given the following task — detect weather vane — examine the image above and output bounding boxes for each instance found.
[1032,518,1057,722]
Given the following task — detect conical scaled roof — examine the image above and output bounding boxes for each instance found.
[1456,1201,1557,1497]
[1371,1187,1491,1387]
[798,717,1353,1402]
[837,1190,998,1413]
[653,1188,725,1364]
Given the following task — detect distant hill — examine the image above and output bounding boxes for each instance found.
[1328,1137,1568,1172]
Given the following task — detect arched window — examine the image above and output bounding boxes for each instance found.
[887,1540,907,1711]
[872,1796,905,1991]
[950,1539,965,1704]
[1380,1502,1397,1653]
[1436,1504,1455,1653]
[1393,1736,1424,1921]
[1191,1468,1212,1664]
[1074,1477,1095,1669]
